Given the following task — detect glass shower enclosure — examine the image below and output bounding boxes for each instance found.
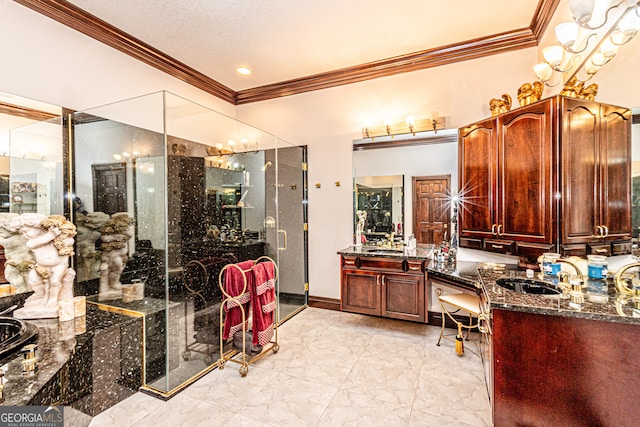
[70,91,308,397]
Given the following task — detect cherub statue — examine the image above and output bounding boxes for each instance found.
[8,213,77,319]
[489,94,512,116]
[517,81,544,106]
[98,212,134,299]
[0,213,35,292]
[578,83,598,101]
[560,76,584,98]
[75,211,110,282]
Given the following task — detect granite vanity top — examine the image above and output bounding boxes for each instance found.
[338,245,483,289]
[478,266,640,325]
[338,245,640,325]
[338,244,435,260]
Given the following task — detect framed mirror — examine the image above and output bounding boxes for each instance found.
[354,175,404,242]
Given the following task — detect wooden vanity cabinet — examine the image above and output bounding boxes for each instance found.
[459,96,631,259]
[459,99,555,254]
[340,255,426,323]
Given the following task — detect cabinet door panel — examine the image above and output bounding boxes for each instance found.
[498,101,553,243]
[562,100,599,243]
[458,119,497,239]
[600,104,631,240]
[341,270,380,316]
[381,273,425,322]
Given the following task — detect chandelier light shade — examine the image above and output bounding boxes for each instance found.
[569,0,596,26]
[542,45,565,68]
[534,63,554,82]
[535,0,640,86]
[555,22,580,48]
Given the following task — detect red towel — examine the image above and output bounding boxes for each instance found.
[222,260,254,340]
[251,261,276,346]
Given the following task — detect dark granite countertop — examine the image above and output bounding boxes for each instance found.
[338,244,435,261]
[478,265,640,325]
[338,245,480,288]
[1,304,140,407]
[338,245,640,325]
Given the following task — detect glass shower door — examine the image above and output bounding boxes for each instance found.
[274,144,308,321]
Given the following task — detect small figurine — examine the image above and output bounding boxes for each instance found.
[9,214,77,319]
[489,94,512,116]
[560,76,584,98]
[578,83,598,101]
[98,212,135,300]
[517,81,544,106]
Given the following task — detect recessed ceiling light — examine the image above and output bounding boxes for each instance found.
[236,67,252,75]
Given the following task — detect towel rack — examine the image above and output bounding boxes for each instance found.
[218,255,279,377]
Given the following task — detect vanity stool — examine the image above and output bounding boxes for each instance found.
[435,288,481,356]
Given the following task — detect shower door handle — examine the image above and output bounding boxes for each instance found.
[278,229,288,251]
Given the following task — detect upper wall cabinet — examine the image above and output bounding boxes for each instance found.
[560,97,632,255]
[458,96,631,260]
[458,100,554,258]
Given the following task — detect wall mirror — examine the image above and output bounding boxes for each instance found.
[0,93,62,299]
[354,175,404,241]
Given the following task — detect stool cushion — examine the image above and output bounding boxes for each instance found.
[439,293,481,316]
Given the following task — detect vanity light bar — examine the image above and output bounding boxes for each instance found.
[362,116,445,140]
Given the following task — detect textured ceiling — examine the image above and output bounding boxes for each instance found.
[65,0,541,91]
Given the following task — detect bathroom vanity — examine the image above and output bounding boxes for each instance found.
[477,266,640,427]
[340,249,427,322]
[339,247,640,425]
[338,245,478,324]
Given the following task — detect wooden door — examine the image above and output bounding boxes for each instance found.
[497,100,554,244]
[599,103,631,241]
[413,176,450,244]
[458,119,497,246]
[92,162,127,215]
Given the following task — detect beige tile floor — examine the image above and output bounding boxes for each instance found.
[88,307,492,427]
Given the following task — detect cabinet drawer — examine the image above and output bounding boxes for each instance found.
[358,256,405,272]
[588,243,611,256]
[612,241,631,256]
[460,237,483,250]
[561,244,587,257]
[516,242,555,259]
[341,255,360,269]
[484,239,515,254]
[405,259,424,274]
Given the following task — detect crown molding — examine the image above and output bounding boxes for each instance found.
[530,0,561,40]
[236,28,539,104]
[16,0,560,105]
[0,101,59,121]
